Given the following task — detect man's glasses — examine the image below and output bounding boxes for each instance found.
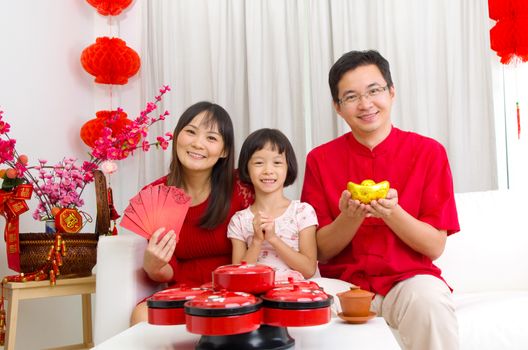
[338,85,389,106]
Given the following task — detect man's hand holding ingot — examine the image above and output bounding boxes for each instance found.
[367,188,399,219]
[339,189,368,220]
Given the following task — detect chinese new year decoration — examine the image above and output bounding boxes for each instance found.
[79,0,142,235]
[489,0,528,64]
[55,208,83,234]
[80,109,133,147]
[488,0,527,138]
[81,37,140,85]
[86,0,133,16]
[0,184,32,272]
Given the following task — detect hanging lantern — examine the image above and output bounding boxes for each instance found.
[489,0,528,64]
[80,109,133,147]
[80,37,141,85]
[86,0,133,16]
[489,0,528,139]
[489,0,528,20]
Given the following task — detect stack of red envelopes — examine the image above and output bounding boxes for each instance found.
[120,184,191,241]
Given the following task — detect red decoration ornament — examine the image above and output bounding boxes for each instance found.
[80,109,133,147]
[80,37,141,85]
[86,0,133,16]
[489,0,528,64]
[54,208,83,234]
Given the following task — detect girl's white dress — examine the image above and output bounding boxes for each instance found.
[227,200,318,281]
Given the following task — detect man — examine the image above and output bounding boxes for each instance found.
[301,50,460,350]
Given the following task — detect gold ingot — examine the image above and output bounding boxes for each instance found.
[347,180,390,204]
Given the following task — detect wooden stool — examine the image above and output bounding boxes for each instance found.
[3,275,95,350]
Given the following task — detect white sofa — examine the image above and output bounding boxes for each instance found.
[93,189,528,349]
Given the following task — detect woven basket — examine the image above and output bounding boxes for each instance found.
[12,171,108,279]
[19,233,98,278]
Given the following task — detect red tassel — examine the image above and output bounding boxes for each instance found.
[517,102,521,139]
[108,187,121,221]
[0,282,5,346]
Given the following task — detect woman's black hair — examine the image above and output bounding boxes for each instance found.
[167,101,234,229]
[238,128,297,187]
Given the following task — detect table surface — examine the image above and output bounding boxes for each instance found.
[93,316,400,350]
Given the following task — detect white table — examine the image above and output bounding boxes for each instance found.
[93,317,400,349]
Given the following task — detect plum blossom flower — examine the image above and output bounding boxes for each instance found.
[156,136,169,150]
[88,85,172,164]
[101,160,118,175]
[1,85,173,222]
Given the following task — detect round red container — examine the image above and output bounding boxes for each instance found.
[262,285,333,327]
[212,262,275,294]
[147,287,207,325]
[273,277,321,290]
[184,290,263,336]
[199,281,215,290]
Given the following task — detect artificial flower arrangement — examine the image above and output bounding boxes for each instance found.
[0,85,172,228]
[0,85,173,286]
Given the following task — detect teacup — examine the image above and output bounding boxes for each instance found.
[336,285,374,317]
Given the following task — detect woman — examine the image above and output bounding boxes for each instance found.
[130,101,253,324]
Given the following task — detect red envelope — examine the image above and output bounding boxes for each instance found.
[120,206,150,239]
[119,185,191,241]
[157,187,191,243]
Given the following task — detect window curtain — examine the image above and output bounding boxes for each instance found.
[132,0,496,200]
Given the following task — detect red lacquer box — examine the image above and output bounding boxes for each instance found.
[262,285,333,327]
[147,287,207,325]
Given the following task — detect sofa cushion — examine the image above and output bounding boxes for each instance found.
[454,291,528,350]
[436,190,528,293]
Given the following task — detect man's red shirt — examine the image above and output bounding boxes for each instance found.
[301,127,460,295]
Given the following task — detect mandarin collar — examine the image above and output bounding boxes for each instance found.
[346,126,397,157]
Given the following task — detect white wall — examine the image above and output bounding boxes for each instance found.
[0,1,141,348]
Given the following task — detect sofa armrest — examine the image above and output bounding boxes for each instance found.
[93,234,161,345]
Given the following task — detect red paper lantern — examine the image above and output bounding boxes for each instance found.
[81,37,141,85]
[80,110,133,147]
[489,0,528,64]
[489,0,528,20]
[86,0,133,16]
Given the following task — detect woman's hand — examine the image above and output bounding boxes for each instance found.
[143,227,176,282]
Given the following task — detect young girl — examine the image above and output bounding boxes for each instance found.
[228,128,318,281]
[131,101,253,324]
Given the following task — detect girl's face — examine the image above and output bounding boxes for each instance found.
[176,112,226,173]
[247,143,287,195]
